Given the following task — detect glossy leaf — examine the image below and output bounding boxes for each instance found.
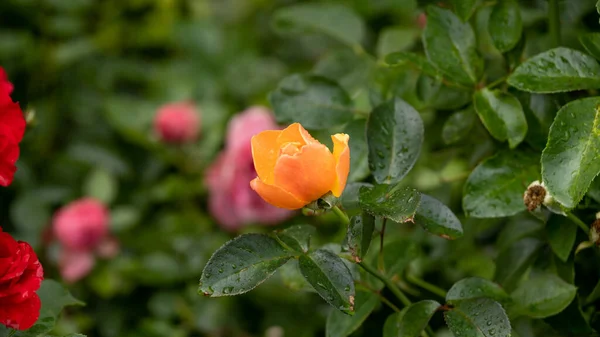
[423,6,482,85]
[367,98,423,184]
[199,234,294,297]
[414,194,463,239]
[507,47,600,93]
[497,216,544,252]
[488,0,522,52]
[579,33,600,61]
[344,119,370,182]
[450,0,477,22]
[494,238,543,291]
[473,88,527,149]
[359,184,421,223]
[326,290,379,337]
[385,51,440,78]
[542,97,600,208]
[280,260,313,292]
[416,75,473,110]
[383,239,420,277]
[341,182,373,212]
[463,150,540,218]
[299,249,356,314]
[546,215,577,262]
[442,107,476,145]
[342,213,375,262]
[543,298,593,336]
[444,298,511,337]
[384,300,440,337]
[447,277,510,304]
[269,74,353,129]
[276,225,317,253]
[511,273,577,318]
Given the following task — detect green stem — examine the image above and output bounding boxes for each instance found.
[406,273,448,298]
[486,75,508,89]
[331,205,350,227]
[548,0,561,47]
[358,262,412,307]
[566,211,590,234]
[357,282,401,313]
[378,218,387,271]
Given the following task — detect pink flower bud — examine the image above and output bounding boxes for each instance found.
[205,106,292,231]
[154,102,201,144]
[59,249,95,284]
[53,198,109,251]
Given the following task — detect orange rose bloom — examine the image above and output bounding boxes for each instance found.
[250,123,350,210]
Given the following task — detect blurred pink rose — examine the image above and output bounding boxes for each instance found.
[53,198,109,251]
[154,101,201,144]
[206,106,293,231]
[59,250,95,284]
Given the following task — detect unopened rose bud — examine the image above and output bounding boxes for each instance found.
[154,101,201,144]
[523,180,547,211]
[53,198,109,251]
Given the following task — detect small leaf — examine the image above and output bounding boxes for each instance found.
[446,277,510,304]
[473,88,528,149]
[280,260,314,292]
[510,273,577,318]
[384,300,441,337]
[276,225,317,253]
[579,32,600,61]
[344,119,370,182]
[269,74,354,130]
[384,52,441,78]
[542,97,600,209]
[299,249,356,314]
[444,298,511,337]
[271,3,365,47]
[383,239,420,277]
[543,298,593,336]
[377,27,419,58]
[414,194,463,239]
[341,182,372,212]
[359,184,421,223]
[497,216,544,252]
[494,238,543,291]
[488,0,522,53]
[367,98,424,184]
[463,150,540,218]
[450,0,477,21]
[546,214,577,262]
[199,234,294,297]
[342,213,375,262]
[416,75,473,110]
[442,107,476,145]
[326,290,379,337]
[507,47,600,93]
[423,6,482,86]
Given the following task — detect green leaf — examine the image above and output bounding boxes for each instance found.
[269,74,354,130]
[377,27,419,58]
[341,182,372,212]
[271,3,365,47]
[507,47,600,93]
[579,32,600,61]
[326,290,379,337]
[342,213,375,262]
[383,239,420,277]
[83,168,118,204]
[423,6,482,86]
[280,259,314,292]
[384,52,441,78]
[450,0,477,21]
[344,119,370,182]
[494,238,543,291]
[546,215,577,262]
[312,49,373,94]
[416,75,473,110]
[543,298,593,336]
[442,106,476,145]
[444,298,511,337]
[199,234,294,297]
[497,216,544,252]
[473,89,527,148]
[488,0,522,53]
[366,98,424,184]
[510,273,577,318]
[447,278,510,304]
[463,150,540,218]
[414,194,463,239]
[276,225,317,253]
[383,300,440,337]
[541,97,600,208]
[359,184,421,223]
[299,249,356,314]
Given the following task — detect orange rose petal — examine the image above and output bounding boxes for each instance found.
[273,142,337,202]
[331,133,350,197]
[250,177,308,210]
[276,123,317,147]
[251,130,282,184]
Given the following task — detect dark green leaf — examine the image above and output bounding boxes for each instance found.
[299,249,356,314]
[488,0,522,52]
[444,298,511,337]
[588,278,600,304]
[442,107,476,145]
[341,182,373,212]
[546,214,576,262]
[384,300,440,337]
[269,74,354,130]
[359,184,421,222]
[450,0,477,21]
[384,52,440,78]
[579,33,600,61]
[383,239,420,277]
[463,150,540,218]
[542,97,600,208]
[344,119,370,182]
[416,75,473,110]
[280,259,314,292]
[494,238,543,291]
[588,175,600,203]
[342,213,375,262]
[326,290,379,337]
[199,234,293,297]
[507,47,600,93]
[271,3,365,46]
[423,6,482,85]
[312,49,373,94]
[414,194,463,239]
[366,98,424,184]
[497,216,544,252]
[473,88,527,149]
[276,225,317,253]
[543,298,593,336]
[447,277,510,304]
[510,273,577,318]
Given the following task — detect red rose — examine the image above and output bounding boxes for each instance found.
[0,67,26,187]
[0,227,44,330]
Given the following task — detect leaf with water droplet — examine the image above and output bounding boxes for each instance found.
[383,300,440,337]
[382,238,420,278]
[344,119,370,182]
[414,194,463,240]
[444,298,511,337]
[442,106,476,145]
[450,0,477,22]
[510,272,577,318]
[579,32,600,62]
[488,0,522,53]
[359,183,421,223]
[341,213,375,261]
[326,290,379,337]
[276,225,317,253]
[494,238,543,292]
[446,278,510,305]
[473,88,527,149]
[546,214,577,262]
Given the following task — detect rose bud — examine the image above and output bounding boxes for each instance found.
[53,198,109,251]
[0,227,44,330]
[154,101,201,144]
[0,67,26,187]
[250,123,350,210]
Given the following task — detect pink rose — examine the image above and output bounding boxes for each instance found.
[53,198,109,251]
[206,106,293,231]
[58,250,95,284]
[154,101,201,144]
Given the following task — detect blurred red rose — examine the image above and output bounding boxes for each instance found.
[0,227,44,330]
[206,106,292,231]
[0,67,26,187]
[53,198,109,251]
[154,101,201,144]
